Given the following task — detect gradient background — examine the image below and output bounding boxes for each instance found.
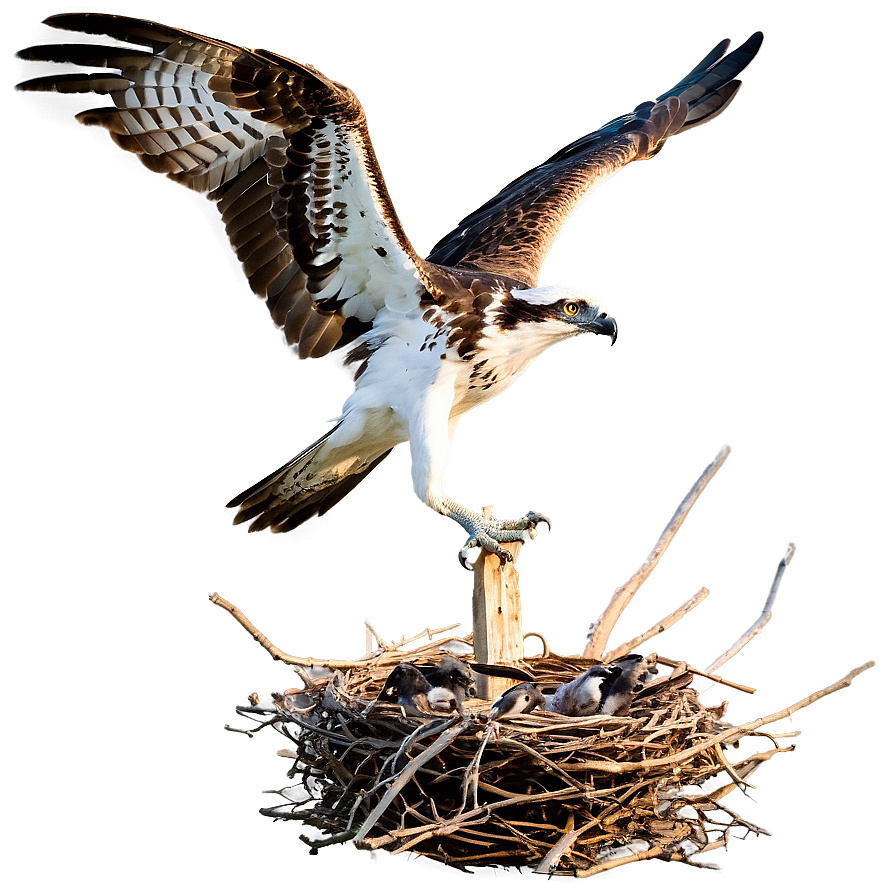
[4,2,889,893]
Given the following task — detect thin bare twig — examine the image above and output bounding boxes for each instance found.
[364,619,388,652]
[705,543,795,673]
[713,742,753,789]
[210,593,356,668]
[606,587,710,660]
[583,446,730,658]
[654,656,756,694]
[394,622,462,648]
[208,592,467,672]
[460,726,494,810]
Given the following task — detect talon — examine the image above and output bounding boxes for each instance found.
[495,545,513,565]
[448,503,550,569]
[458,536,480,570]
[525,511,552,532]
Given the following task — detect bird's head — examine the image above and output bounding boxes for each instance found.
[501,285,617,349]
[489,682,546,720]
[443,657,476,696]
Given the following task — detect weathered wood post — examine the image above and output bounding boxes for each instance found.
[471,508,524,700]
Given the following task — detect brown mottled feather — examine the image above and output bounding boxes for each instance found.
[427,33,763,286]
[17,18,762,535]
[16,12,425,359]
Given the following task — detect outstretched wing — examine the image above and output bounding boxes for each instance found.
[17,13,425,358]
[427,33,763,286]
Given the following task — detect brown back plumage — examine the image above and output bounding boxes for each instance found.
[427,33,763,286]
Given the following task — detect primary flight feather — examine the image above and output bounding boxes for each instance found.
[17,14,762,566]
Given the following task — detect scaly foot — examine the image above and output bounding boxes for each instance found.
[456,510,551,569]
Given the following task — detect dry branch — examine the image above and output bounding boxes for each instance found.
[606,587,710,660]
[583,445,730,659]
[706,543,795,672]
[653,656,756,694]
[210,593,469,669]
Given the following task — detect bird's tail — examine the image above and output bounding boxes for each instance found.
[226,423,392,532]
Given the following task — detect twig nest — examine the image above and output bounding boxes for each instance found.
[236,647,781,876]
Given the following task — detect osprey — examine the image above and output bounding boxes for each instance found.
[424,657,477,706]
[377,663,458,714]
[488,653,657,720]
[17,15,762,566]
[548,654,657,717]
[489,682,546,722]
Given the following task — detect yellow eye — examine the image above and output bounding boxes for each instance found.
[564,301,579,316]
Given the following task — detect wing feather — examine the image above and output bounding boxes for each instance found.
[17,12,425,358]
[426,33,763,286]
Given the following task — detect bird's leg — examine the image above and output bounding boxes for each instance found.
[408,381,550,568]
[435,497,551,569]
[488,511,551,536]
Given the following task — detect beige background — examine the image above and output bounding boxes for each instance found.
[4,2,889,893]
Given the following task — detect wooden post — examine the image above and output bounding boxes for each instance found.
[472,508,524,700]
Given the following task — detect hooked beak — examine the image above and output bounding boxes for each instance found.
[585,311,617,345]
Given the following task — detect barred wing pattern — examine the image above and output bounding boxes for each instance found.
[427,33,763,286]
[17,12,425,358]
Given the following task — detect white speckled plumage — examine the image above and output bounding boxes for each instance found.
[17,15,761,562]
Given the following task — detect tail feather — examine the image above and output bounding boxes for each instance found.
[226,424,392,532]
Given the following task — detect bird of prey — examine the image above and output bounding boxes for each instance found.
[489,682,546,721]
[595,653,657,717]
[17,14,762,567]
[377,663,457,714]
[423,657,476,706]
[547,653,656,717]
[547,665,613,716]
[488,654,656,720]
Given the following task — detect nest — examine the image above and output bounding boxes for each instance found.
[218,448,872,876]
[229,640,866,876]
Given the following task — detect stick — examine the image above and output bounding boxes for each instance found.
[353,719,472,842]
[495,736,592,792]
[209,592,366,668]
[705,543,795,673]
[653,656,756,694]
[713,742,754,789]
[559,661,873,774]
[605,587,710,660]
[460,726,494,810]
[392,622,462,649]
[575,844,666,878]
[364,619,388,652]
[535,818,603,874]
[583,446,730,658]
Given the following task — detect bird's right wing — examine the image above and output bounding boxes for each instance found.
[17,13,427,358]
[427,33,763,287]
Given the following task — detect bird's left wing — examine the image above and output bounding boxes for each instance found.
[17,13,425,358]
[427,33,762,286]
